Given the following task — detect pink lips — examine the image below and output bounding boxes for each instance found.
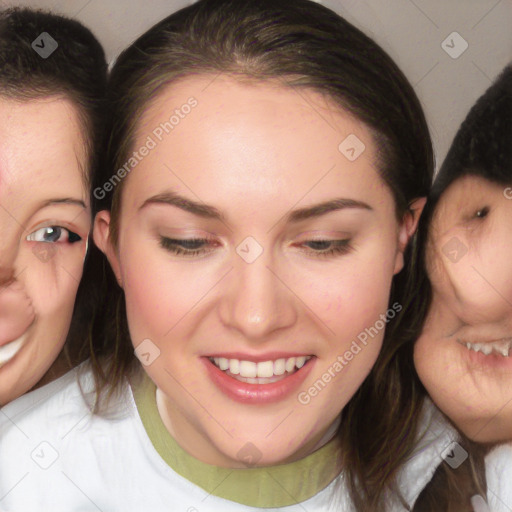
[202,355,315,404]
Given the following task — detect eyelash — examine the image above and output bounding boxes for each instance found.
[159,237,352,258]
[26,226,82,244]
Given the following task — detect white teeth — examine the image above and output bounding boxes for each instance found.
[295,356,306,368]
[0,336,26,368]
[229,359,240,375]
[494,341,510,357]
[285,357,296,372]
[257,361,274,378]
[274,358,286,376]
[460,338,512,357]
[211,355,311,378]
[239,360,257,378]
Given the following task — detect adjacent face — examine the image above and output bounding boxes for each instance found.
[0,97,90,405]
[96,76,413,467]
[415,174,512,442]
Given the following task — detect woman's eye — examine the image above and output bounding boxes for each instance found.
[26,226,82,244]
[160,237,214,257]
[475,206,489,219]
[301,239,352,257]
[159,237,352,258]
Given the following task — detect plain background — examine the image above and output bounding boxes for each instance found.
[3,0,511,169]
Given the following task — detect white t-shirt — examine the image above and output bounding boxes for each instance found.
[485,443,512,512]
[0,366,457,512]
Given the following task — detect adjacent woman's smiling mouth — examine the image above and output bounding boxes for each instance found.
[457,338,512,357]
[0,332,29,368]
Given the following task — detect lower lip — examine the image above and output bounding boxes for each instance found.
[460,343,512,370]
[203,357,315,404]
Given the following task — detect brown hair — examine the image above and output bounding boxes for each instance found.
[88,0,435,509]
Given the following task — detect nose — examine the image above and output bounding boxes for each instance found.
[218,250,298,342]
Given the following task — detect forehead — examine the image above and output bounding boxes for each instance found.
[0,97,87,204]
[125,75,388,213]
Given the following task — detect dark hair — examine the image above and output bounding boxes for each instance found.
[412,65,512,509]
[88,0,434,509]
[0,7,108,378]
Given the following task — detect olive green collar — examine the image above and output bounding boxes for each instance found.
[132,373,342,508]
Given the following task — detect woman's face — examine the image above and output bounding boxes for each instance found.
[415,174,512,442]
[96,76,418,467]
[0,97,90,405]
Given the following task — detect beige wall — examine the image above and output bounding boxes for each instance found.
[3,0,511,169]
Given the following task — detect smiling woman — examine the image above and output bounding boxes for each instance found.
[0,1,455,511]
[0,8,107,404]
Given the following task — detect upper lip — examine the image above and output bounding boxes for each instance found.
[450,326,512,345]
[204,352,313,362]
[457,337,512,346]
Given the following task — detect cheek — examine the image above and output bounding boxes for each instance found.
[120,241,204,342]
[17,246,84,323]
[296,242,397,350]
[479,221,512,297]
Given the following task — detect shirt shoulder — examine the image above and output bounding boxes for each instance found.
[485,443,512,512]
[395,397,459,508]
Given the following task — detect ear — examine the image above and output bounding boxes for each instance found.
[93,210,123,287]
[393,196,427,274]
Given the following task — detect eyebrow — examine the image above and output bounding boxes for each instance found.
[40,198,87,209]
[286,198,372,223]
[139,191,372,224]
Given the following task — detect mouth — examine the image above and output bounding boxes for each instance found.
[457,338,512,357]
[0,333,28,368]
[208,355,312,384]
[204,354,315,403]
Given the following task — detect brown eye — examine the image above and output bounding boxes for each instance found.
[475,206,489,219]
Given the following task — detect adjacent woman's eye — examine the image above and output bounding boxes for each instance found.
[160,237,214,257]
[26,226,82,244]
[475,206,489,219]
[301,239,352,257]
